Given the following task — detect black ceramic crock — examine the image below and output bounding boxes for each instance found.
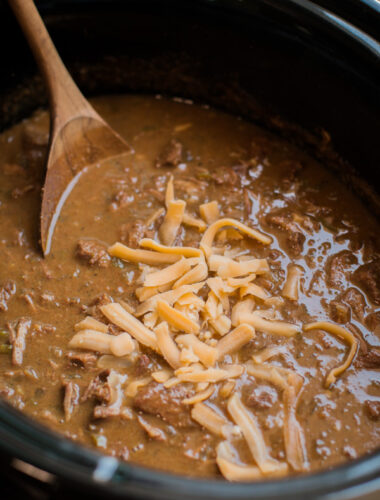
[0,1,379,499]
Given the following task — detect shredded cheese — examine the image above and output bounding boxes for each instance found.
[283,373,309,471]
[156,299,200,334]
[144,258,191,287]
[226,275,256,287]
[151,369,172,383]
[216,258,269,279]
[155,321,181,369]
[135,282,205,317]
[176,333,218,367]
[177,365,243,383]
[216,441,263,481]
[191,402,232,437]
[69,330,112,354]
[109,332,136,357]
[145,207,165,227]
[252,345,285,364]
[207,277,233,312]
[231,298,255,327]
[135,284,171,302]
[219,380,236,398]
[101,303,158,351]
[175,292,205,309]
[74,316,108,333]
[246,361,288,391]
[209,315,232,336]
[199,201,220,224]
[182,386,214,405]
[240,283,270,301]
[200,218,272,258]
[228,393,288,474]
[125,377,151,397]
[303,321,358,387]
[139,238,202,258]
[183,213,207,232]
[108,242,180,266]
[239,312,299,337]
[282,265,303,301]
[217,324,255,359]
[165,175,174,207]
[159,199,186,245]
[173,259,208,288]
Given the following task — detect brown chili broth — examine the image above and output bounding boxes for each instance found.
[0,94,379,478]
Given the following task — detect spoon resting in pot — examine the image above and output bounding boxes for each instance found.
[9,0,130,255]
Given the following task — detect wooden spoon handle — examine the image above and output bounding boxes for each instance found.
[8,0,98,128]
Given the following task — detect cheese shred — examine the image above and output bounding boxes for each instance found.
[303,321,358,387]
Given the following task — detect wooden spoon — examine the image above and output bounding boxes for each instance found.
[9,0,130,255]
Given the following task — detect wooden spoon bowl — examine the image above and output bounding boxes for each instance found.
[9,0,130,255]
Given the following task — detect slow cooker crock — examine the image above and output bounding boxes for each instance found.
[0,1,379,499]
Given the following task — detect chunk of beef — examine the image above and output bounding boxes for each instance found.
[341,288,366,320]
[91,294,113,308]
[266,213,305,256]
[365,401,380,420]
[287,231,306,257]
[82,293,113,321]
[329,301,350,324]
[211,167,238,186]
[326,251,357,288]
[76,239,110,268]
[195,165,241,186]
[244,385,277,410]
[63,381,79,422]
[134,354,153,376]
[93,371,130,419]
[82,370,130,419]
[108,324,122,336]
[362,237,380,262]
[81,370,111,403]
[8,318,31,366]
[155,139,183,168]
[365,311,380,332]
[119,220,146,248]
[352,260,380,305]
[0,281,16,312]
[133,382,194,427]
[356,348,380,369]
[66,351,98,368]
